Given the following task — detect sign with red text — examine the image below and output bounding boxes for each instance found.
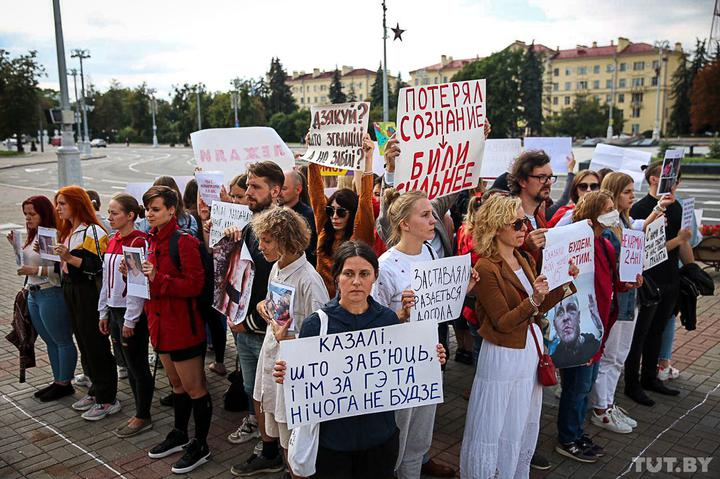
[395,80,487,200]
[191,127,294,183]
[619,229,645,282]
[302,102,371,171]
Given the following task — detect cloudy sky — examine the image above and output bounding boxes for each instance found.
[0,0,713,98]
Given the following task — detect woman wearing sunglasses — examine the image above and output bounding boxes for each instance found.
[307,133,376,297]
[547,170,601,227]
[460,194,577,479]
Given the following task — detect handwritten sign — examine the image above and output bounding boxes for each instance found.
[280,320,443,429]
[302,102,371,170]
[191,127,294,183]
[523,137,572,174]
[395,80,487,200]
[480,139,521,178]
[123,246,150,299]
[590,144,651,191]
[195,171,224,204]
[374,121,396,156]
[681,197,695,230]
[410,254,471,322]
[644,217,668,270]
[619,229,645,282]
[542,222,592,290]
[209,201,252,247]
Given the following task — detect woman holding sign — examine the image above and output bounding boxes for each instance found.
[97,193,154,438]
[308,133,376,297]
[460,194,576,479]
[7,196,77,402]
[274,241,447,479]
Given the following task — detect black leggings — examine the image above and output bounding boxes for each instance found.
[204,307,226,363]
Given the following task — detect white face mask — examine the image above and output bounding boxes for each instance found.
[597,210,620,227]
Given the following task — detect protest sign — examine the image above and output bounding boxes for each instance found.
[173,176,193,196]
[479,139,522,178]
[372,141,385,176]
[125,182,152,204]
[395,80,487,200]
[280,320,443,429]
[267,282,296,331]
[302,102,371,170]
[191,127,294,183]
[209,201,252,247]
[523,137,572,174]
[319,166,351,177]
[546,224,601,369]
[542,221,592,291]
[123,246,150,299]
[374,122,396,156]
[195,171,224,204]
[619,229,645,283]
[590,144,651,191]
[37,227,60,262]
[644,217,668,270]
[11,230,22,266]
[213,236,254,324]
[410,254,471,322]
[658,149,683,195]
[681,197,695,230]
[695,209,703,227]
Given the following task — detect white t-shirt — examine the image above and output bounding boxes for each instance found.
[514,268,534,297]
[525,214,538,230]
[373,245,435,314]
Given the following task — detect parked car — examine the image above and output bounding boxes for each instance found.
[50,136,62,146]
[90,138,107,147]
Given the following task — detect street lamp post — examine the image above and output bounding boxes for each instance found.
[652,40,670,141]
[196,89,202,130]
[68,68,82,142]
[52,0,82,187]
[607,57,617,139]
[149,95,158,147]
[230,78,241,128]
[381,0,389,122]
[71,49,91,155]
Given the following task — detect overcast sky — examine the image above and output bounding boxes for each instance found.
[0,0,713,99]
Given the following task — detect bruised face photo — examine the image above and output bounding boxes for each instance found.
[554,296,581,344]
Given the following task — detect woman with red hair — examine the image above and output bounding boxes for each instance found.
[52,186,118,421]
[7,196,77,401]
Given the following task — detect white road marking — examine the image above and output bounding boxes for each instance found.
[24,167,46,173]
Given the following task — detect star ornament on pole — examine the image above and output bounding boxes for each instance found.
[392,23,405,41]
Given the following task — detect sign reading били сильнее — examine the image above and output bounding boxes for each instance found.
[395,80,487,200]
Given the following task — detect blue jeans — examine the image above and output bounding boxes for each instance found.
[558,362,600,444]
[27,286,77,382]
[235,331,264,415]
[659,315,676,361]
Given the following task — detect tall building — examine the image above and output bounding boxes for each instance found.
[287,66,396,107]
[408,55,480,86]
[545,37,684,135]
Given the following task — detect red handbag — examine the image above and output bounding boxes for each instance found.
[530,323,558,387]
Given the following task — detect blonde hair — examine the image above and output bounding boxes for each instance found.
[601,172,634,240]
[573,190,614,224]
[384,189,428,246]
[472,195,522,258]
[250,207,310,256]
[462,195,483,238]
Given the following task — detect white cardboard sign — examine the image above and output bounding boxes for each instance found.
[542,221,593,290]
[644,217,668,270]
[123,246,150,299]
[480,139,521,178]
[619,229,645,283]
[209,201,252,247]
[302,102,371,171]
[195,171,224,205]
[37,226,60,262]
[410,254,472,322]
[589,144,651,191]
[681,197,695,231]
[523,137,572,174]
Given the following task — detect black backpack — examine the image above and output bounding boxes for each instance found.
[168,230,215,319]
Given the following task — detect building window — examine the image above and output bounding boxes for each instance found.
[619,63,627,72]
[564,82,571,91]
[618,93,625,103]
[633,61,645,71]
[595,95,601,102]
[619,78,627,88]
[606,79,613,88]
[632,123,640,134]
[578,66,587,75]
[434,77,438,83]
[652,60,660,70]
[553,97,558,105]
[313,85,317,92]
[605,94,611,103]
[320,85,326,91]
[651,76,658,86]
[566,68,573,75]
[443,76,448,82]
[358,83,362,88]
[564,96,571,105]
[300,98,304,104]
[631,107,641,118]
[593,65,600,74]
[606,64,614,73]
[593,80,600,89]
[553,83,559,91]
[577,81,588,89]
[632,77,645,87]
[554,68,559,76]
[631,92,643,103]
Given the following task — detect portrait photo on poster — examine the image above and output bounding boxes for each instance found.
[213,236,255,324]
[267,281,296,330]
[123,246,149,299]
[11,229,23,266]
[37,226,60,262]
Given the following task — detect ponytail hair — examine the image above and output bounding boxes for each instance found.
[385,189,428,246]
[111,193,143,222]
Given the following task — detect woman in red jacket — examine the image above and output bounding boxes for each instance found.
[141,186,211,474]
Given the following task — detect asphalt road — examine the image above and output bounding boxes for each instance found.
[0,146,718,234]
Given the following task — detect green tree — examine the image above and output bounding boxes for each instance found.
[370,64,384,107]
[544,94,623,138]
[207,92,233,128]
[347,82,357,102]
[328,68,347,104]
[266,57,296,116]
[88,79,131,142]
[0,50,45,152]
[668,39,709,136]
[520,43,544,135]
[452,48,523,138]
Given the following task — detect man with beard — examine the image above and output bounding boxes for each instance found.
[552,295,602,368]
[224,161,286,476]
[279,169,317,266]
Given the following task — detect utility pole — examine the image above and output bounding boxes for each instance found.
[71,49,91,155]
[52,0,82,187]
[196,88,203,130]
[606,56,617,139]
[148,92,158,147]
[381,0,389,122]
[68,68,81,141]
[652,40,669,141]
[230,78,241,128]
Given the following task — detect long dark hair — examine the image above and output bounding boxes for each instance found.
[322,188,358,256]
[22,196,58,247]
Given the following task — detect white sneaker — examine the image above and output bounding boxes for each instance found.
[73,374,92,388]
[669,366,680,379]
[613,405,638,428]
[117,367,128,379]
[81,400,122,421]
[590,408,632,434]
[72,395,96,411]
[227,415,259,444]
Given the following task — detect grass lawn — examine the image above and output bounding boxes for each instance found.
[0,150,25,157]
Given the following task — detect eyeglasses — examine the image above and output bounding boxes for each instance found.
[325,206,349,218]
[528,174,558,185]
[576,182,600,192]
[508,218,527,231]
